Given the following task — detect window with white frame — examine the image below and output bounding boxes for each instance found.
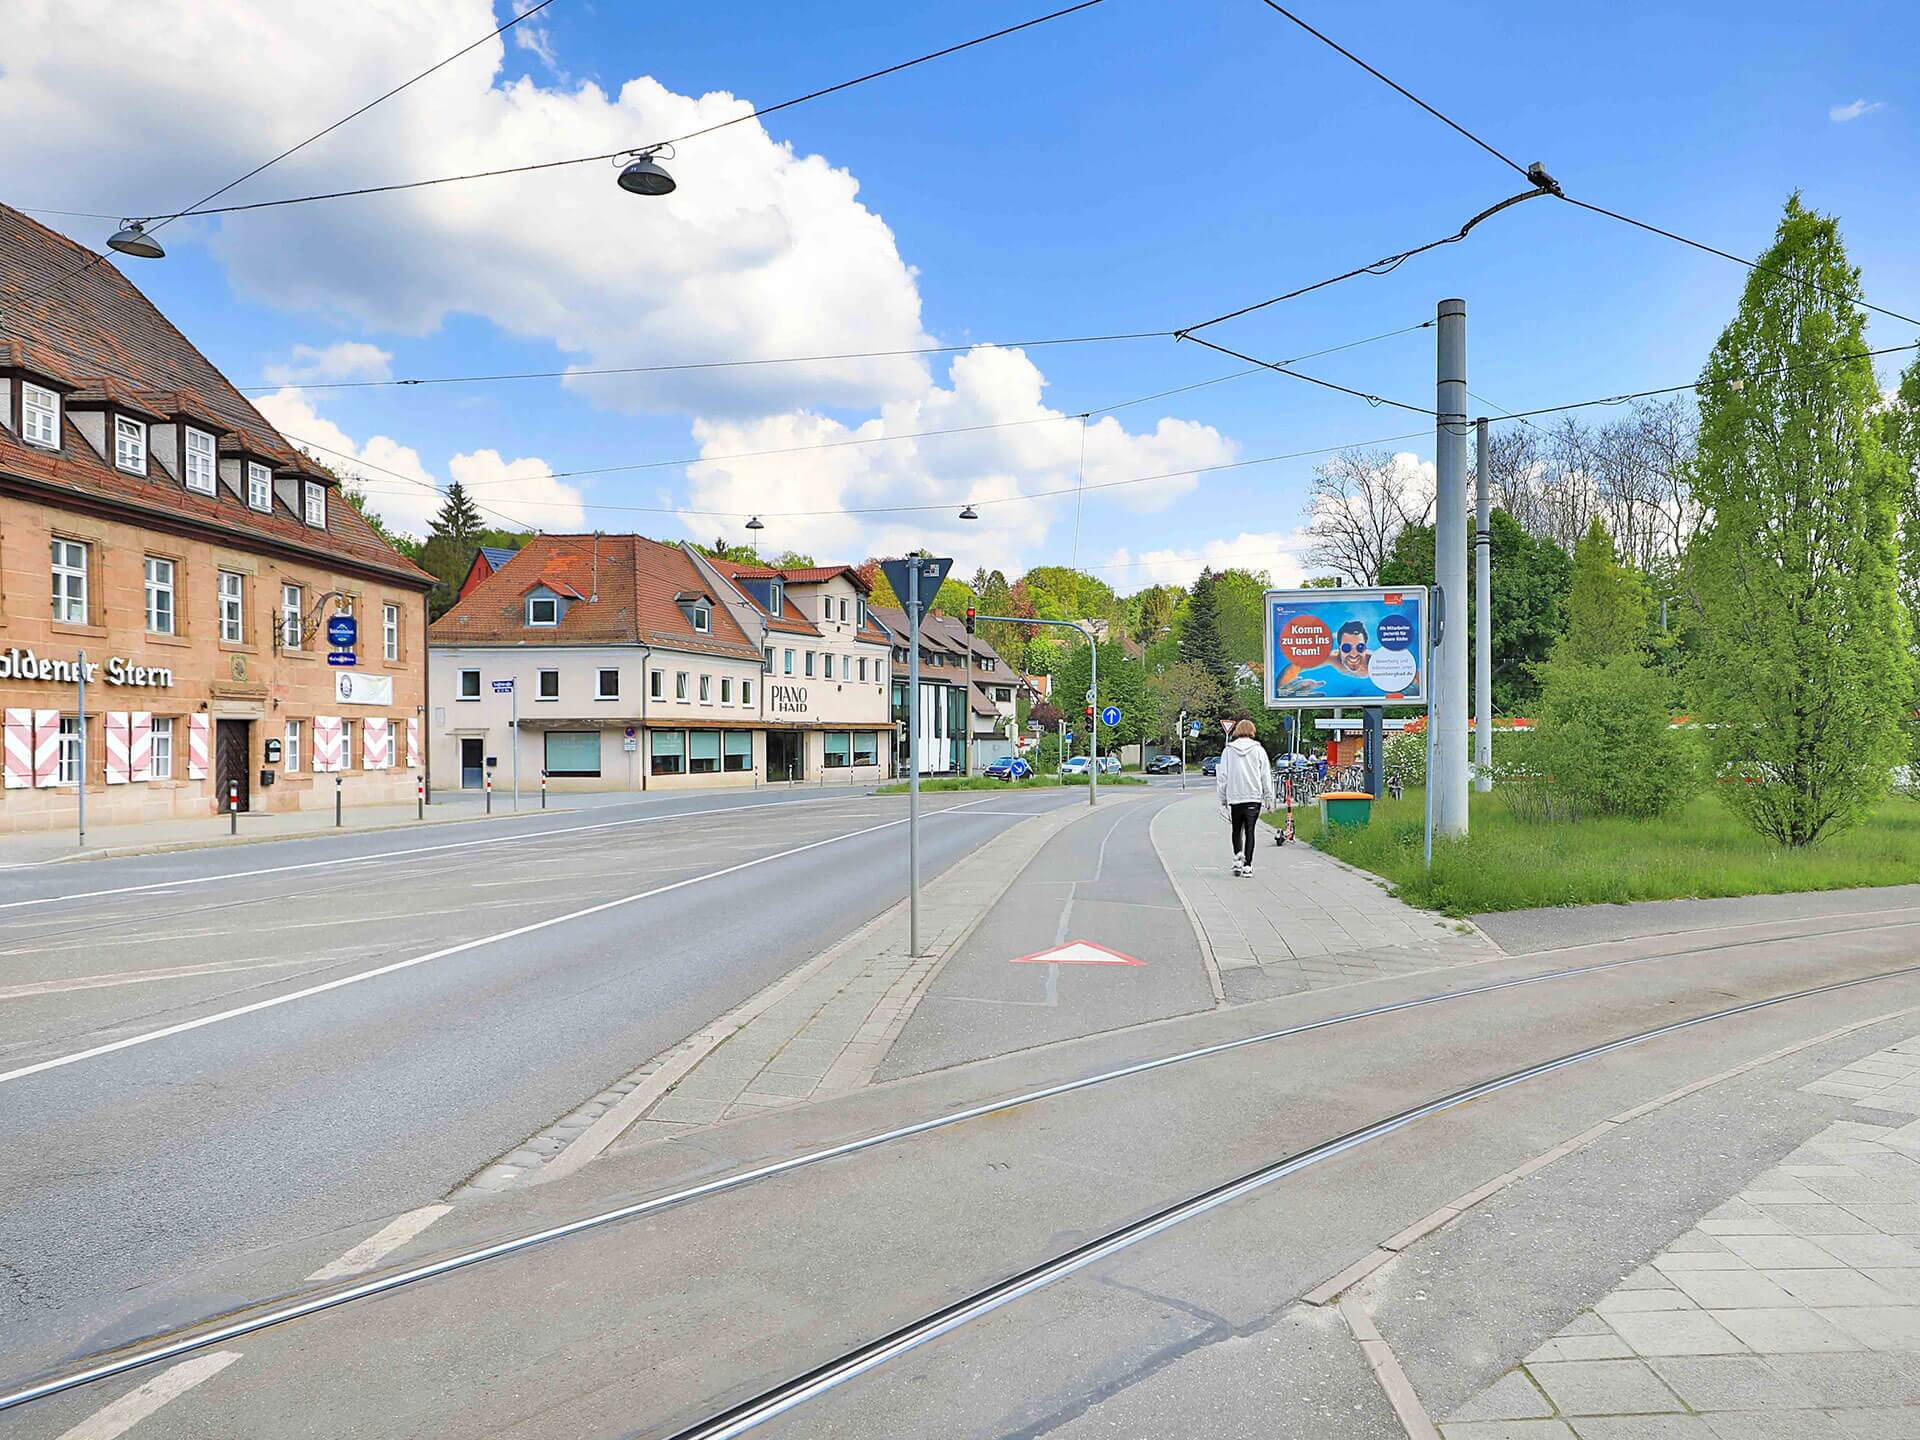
[217,571,244,642]
[57,716,81,784]
[823,654,833,679]
[383,602,400,661]
[839,598,849,623]
[458,669,480,699]
[675,671,688,700]
[720,677,732,703]
[804,651,815,677]
[281,583,303,649]
[597,668,620,700]
[144,556,175,634]
[284,719,301,773]
[303,481,326,527]
[527,595,558,626]
[699,675,711,703]
[783,649,794,675]
[769,579,784,616]
[692,604,710,633]
[858,656,867,682]
[22,383,59,448]
[185,428,216,494]
[51,538,87,624]
[741,679,753,707]
[114,415,147,473]
[340,720,353,770]
[150,718,174,779]
[650,670,663,700]
[764,647,775,672]
[538,669,560,700]
[248,462,272,511]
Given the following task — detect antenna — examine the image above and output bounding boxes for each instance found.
[591,530,602,602]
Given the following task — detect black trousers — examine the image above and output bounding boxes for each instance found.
[1229,801,1261,866]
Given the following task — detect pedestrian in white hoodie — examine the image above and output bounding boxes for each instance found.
[1216,719,1277,876]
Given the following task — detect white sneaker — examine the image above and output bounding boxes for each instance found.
[1231,861,1246,876]
[1242,865,1254,878]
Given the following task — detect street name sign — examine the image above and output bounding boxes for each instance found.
[492,679,515,693]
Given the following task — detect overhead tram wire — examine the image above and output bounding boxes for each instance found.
[110,1,1114,223]
[12,0,562,305]
[1175,333,1437,418]
[1246,0,1920,330]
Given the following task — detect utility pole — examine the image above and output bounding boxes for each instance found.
[76,650,87,848]
[1474,416,1493,793]
[1432,298,1470,836]
[907,564,924,955]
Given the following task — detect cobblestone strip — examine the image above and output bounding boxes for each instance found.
[453,797,1103,1195]
[1435,1034,1920,1439]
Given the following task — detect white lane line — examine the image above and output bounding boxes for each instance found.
[0,958,312,1001]
[0,793,869,914]
[0,797,1000,1088]
[52,1351,241,1440]
[306,1205,451,1283]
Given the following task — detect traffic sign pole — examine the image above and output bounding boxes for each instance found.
[882,553,952,958]
[1088,633,1098,807]
[512,681,520,812]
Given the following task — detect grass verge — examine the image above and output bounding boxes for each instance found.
[876,774,1147,794]
[1268,785,1920,915]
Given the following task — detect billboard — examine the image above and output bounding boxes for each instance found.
[1264,586,1430,709]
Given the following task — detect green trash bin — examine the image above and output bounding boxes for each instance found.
[1320,790,1375,828]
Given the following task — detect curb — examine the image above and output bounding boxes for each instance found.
[1149,797,1228,1008]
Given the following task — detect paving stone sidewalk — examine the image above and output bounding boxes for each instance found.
[1439,1033,1920,1439]
[1151,793,1497,1004]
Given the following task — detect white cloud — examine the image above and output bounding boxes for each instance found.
[263,341,393,385]
[254,388,585,536]
[510,0,563,77]
[1830,99,1885,123]
[675,345,1236,572]
[1103,530,1313,593]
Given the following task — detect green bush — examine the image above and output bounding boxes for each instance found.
[1520,657,1698,820]
[1384,731,1426,787]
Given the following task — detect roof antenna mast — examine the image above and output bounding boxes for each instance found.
[590,530,602,603]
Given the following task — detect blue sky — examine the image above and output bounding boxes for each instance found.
[4,0,1914,590]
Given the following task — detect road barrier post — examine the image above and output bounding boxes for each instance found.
[485,772,492,815]
[335,776,342,828]
[228,779,238,836]
[417,773,424,821]
[541,770,548,810]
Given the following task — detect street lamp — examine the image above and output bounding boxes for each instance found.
[616,146,676,196]
[958,504,979,520]
[107,220,164,259]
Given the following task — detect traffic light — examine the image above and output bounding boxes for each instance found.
[964,605,976,635]
[1085,705,1094,720]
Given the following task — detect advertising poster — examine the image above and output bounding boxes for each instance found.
[1264,586,1429,709]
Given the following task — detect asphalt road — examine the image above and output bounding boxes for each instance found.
[0,783,1085,1369]
[10,880,1920,1438]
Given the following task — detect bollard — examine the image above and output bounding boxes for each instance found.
[417,773,424,821]
[485,772,492,815]
[228,780,238,836]
[540,770,548,810]
[335,775,343,828]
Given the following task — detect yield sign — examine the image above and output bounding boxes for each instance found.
[1010,941,1142,966]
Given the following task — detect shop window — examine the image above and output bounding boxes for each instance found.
[651,729,686,776]
[824,731,851,768]
[723,731,753,771]
[544,730,601,777]
[689,729,721,775]
[853,731,879,767]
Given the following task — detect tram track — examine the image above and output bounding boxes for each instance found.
[6,910,1920,1417]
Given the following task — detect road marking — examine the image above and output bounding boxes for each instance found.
[0,957,312,1000]
[0,793,870,914]
[307,1206,451,1283]
[52,1351,240,1440]
[0,797,1004,1088]
[1010,940,1143,966]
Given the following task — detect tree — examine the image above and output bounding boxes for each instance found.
[417,525,531,619]
[1303,448,1433,585]
[1128,584,1184,644]
[1178,568,1234,701]
[1146,662,1225,743]
[694,537,761,565]
[1558,518,1652,666]
[432,481,484,543]
[769,549,817,568]
[1054,641,1151,749]
[1210,568,1270,664]
[1688,195,1912,846]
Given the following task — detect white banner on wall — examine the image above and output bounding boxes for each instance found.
[335,671,394,706]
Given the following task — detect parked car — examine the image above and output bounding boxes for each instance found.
[982,756,1034,782]
[1098,754,1121,775]
[1146,754,1184,774]
[1061,756,1092,775]
[1200,755,1220,777]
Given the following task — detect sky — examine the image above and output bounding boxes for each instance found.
[1,0,1914,593]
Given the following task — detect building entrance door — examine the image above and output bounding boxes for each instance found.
[461,738,484,789]
[214,718,251,812]
[766,730,802,782]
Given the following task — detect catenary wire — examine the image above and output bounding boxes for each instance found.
[1176,332,1436,417]
[119,1,1112,221]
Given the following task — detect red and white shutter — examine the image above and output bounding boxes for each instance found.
[363,718,391,770]
[33,710,60,787]
[188,713,210,780]
[2,709,31,789]
[105,712,130,784]
[312,716,342,773]
[406,718,421,770]
[130,712,153,782]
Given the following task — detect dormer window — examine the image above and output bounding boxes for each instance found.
[527,595,559,626]
[184,428,216,493]
[114,415,147,474]
[769,579,784,616]
[248,462,272,512]
[303,480,326,527]
[692,604,710,634]
[21,383,59,449]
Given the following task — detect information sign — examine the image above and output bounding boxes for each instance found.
[1264,586,1430,710]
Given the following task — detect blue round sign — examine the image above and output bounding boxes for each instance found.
[326,614,358,648]
[1100,705,1121,727]
[1376,613,1415,651]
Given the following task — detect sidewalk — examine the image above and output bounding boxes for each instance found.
[0,791,588,866]
[1150,793,1498,1003]
[1437,1033,1920,1438]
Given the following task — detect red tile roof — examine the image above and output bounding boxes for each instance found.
[707,556,823,637]
[431,534,763,660]
[0,203,428,586]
